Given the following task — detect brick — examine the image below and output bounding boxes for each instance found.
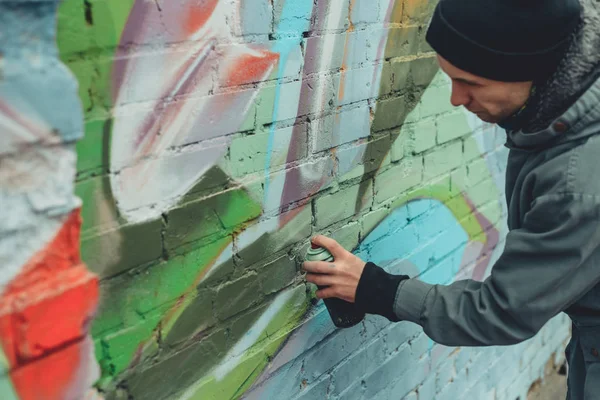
[413,119,437,153]
[385,26,419,59]
[332,336,387,396]
[256,80,303,124]
[410,56,439,88]
[372,95,408,132]
[259,255,297,295]
[389,59,412,93]
[273,0,312,35]
[420,84,455,118]
[164,187,261,251]
[236,206,312,267]
[297,75,337,117]
[330,222,361,252]
[388,357,430,398]
[435,357,456,393]
[227,303,269,348]
[360,207,390,239]
[162,290,214,347]
[81,218,163,278]
[450,166,468,192]
[296,376,331,400]
[437,112,472,144]
[363,343,411,398]
[75,175,118,236]
[230,124,308,177]
[463,136,482,162]
[384,322,422,355]
[375,157,423,204]
[311,104,371,152]
[215,273,261,320]
[424,142,463,180]
[467,178,499,209]
[315,184,371,228]
[76,117,110,175]
[127,329,228,400]
[351,0,381,24]
[410,332,431,359]
[91,237,229,337]
[391,127,413,162]
[238,0,273,35]
[337,65,379,106]
[418,372,437,400]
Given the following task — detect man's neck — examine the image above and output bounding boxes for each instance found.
[497,85,537,131]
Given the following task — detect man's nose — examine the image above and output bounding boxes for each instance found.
[450,83,469,107]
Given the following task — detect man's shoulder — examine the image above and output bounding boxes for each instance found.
[533,133,600,198]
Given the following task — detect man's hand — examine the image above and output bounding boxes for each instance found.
[302,235,366,303]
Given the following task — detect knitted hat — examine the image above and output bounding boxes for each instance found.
[425,0,582,82]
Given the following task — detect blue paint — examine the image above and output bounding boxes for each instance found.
[0,2,83,143]
[263,0,313,201]
[355,199,468,285]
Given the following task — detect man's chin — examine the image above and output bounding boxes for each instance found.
[473,112,500,124]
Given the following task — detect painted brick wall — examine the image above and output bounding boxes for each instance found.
[0,0,571,399]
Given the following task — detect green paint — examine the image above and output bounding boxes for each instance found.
[184,285,308,400]
[92,237,230,379]
[423,141,463,179]
[75,175,117,235]
[81,217,162,278]
[412,119,437,154]
[372,96,408,132]
[388,59,412,93]
[411,57,440,88]
[315,184,370,229]
[330,221,361,252]
[165,187,262,251]
[76,118,111,175]
[215,273,262,320]
[259,255,297,295]
[385,26,419,59]
[374,158,424,205]
[0,350,18,400]
[437,113,471,144]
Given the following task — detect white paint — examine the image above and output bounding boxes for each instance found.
[179,288,299,400]
[110,1,277,223]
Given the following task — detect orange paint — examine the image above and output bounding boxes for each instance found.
[185,0,219,35]
[223,49,279,87]
[10,339,87,400]
[0,209,99,400]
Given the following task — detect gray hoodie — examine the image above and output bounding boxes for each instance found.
[356,1,600,398]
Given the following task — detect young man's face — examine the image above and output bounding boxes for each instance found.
[437,55,533,124]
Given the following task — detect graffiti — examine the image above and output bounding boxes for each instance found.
[0,0,516,398]
[0,2,102,399]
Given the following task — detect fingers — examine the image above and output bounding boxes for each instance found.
[302,260,337,274]
[315,286,337,299]
[311,235,346,258]
[305,273,336,287]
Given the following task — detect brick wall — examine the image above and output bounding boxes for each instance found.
[0,0,570,399]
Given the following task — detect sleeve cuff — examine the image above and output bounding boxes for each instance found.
[393,278,433,324]
[355,262,408,322]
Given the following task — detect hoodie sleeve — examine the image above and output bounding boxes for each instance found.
[389,193,600,346]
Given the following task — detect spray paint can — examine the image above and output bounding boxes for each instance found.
[305,244,365,328]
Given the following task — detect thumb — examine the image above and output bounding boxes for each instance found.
[311,235,346,259]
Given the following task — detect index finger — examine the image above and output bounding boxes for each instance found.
[311,235,346,259]
[302,260,338,274]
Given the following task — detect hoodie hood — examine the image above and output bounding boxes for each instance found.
[503,0,600,150]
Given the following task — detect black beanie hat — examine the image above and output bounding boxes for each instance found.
[425,0,582,82]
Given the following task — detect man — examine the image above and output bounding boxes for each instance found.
[302,0,600,398]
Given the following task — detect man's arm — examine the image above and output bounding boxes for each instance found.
[304,193,600,346]
[363,193,600,346]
